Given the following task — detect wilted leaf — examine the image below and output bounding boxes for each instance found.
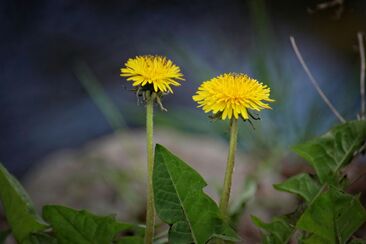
[153,144,239,244]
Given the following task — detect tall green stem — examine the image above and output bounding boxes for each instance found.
[219,118,239,219]
[144,91,155,244]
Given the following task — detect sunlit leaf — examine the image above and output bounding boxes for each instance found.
[153,144,239,244]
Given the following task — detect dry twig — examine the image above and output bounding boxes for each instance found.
[290,36,346,123]
[358,32,365,119]
[308,0,344,18]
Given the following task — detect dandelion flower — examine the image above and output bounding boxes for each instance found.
[120,55,185,242]
[120,55,184,93]
[193,73,274,120]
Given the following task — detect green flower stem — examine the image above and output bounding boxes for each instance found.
[219,118,239,219]
[144,91,156,244]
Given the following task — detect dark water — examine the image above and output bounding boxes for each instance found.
[1,0,365,176]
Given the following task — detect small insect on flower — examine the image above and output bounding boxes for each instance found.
[193,73,274,120]
[120,55,184,94]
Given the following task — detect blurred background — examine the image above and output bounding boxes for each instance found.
[1,0,366,242]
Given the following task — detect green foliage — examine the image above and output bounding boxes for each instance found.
[301,234,328,244]
[43,205,140,244]
[115,236,144,244]
[273,173,320,203]
[252,216,293,244]
[0,163,144,243]
[293,121,366,185]
[254,121,366,243]
[0,229,11,243]
[0,163,48,243]
[297,188,366,243]
[153,144,239,244]
[349,238,366,244]
[22,233,57,244]
[1,117,365,243]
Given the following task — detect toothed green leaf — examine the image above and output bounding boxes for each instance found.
[0,164,48,242]
[293,121,366,185]
[274,173,320,202]
[153,144,239,244]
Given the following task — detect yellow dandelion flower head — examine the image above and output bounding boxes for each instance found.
[192,73,274,120]
[120,55,184,93]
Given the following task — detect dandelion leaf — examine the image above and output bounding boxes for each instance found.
[153,144,239,244]
[273,173,320,202]
[251,215,293,244]
[293,120,366,185]
[0,164,48,242]
[42,205,141,244]
[297,188,366,243]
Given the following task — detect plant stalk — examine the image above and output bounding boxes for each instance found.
[144,91,155,244]
[219,118,239,219]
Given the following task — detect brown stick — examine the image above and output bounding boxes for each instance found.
[308,0,344,18]
[290,36,346,123]
[358,32,365,119]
